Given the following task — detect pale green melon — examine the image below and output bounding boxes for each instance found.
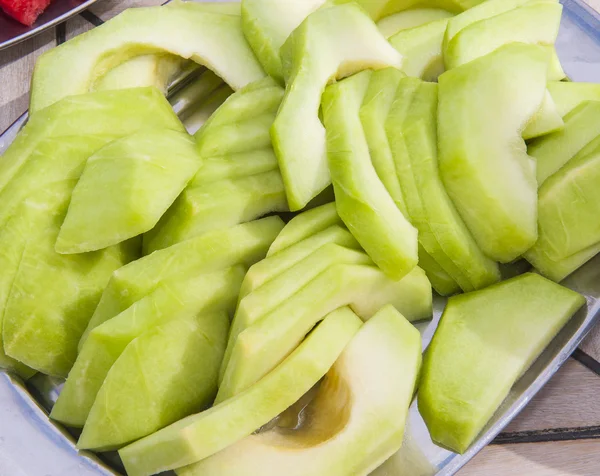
[189,149,278,186]
[79,217,283,350]
[217,263,431,402]
[377,8,453,37]
[526,243,600,283]
[118,307,363,476]
[77,311,229,450]
[323,70,418,280]
[337,0,483,21]
[143,171,288,253]
[419,273,585,453]
[51,267,244,428]
[30,2,265,112]
[522,91,564,140]
[56,130,201,254]
[272,3,403,210]
[548,81,600,117]
[180,305,421,476]
[437,44,547,262]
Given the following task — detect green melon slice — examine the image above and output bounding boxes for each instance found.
[437,43,547,262]
[338,0,483,21]
[272,3,403,210]
[56,130,201,254]
[51,267,244,428]
[217,263,431,402]
[522,90,564,140]
[526,243,600,283]
[419,273,585,454]
[2,182,137,378]
[118,307,363,476]
[529,101,600,185]
[79,217,283,350]
[77,311,229,451]
[323,70,418,280]
[143,171,288,253]
[377,8,454,38]
[30,2,265,112]
[547,81,600,117]
[189,149,278,186]
[180,305,421,476]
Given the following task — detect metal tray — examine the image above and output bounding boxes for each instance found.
[1,1,600,474]
[0,0,101,51]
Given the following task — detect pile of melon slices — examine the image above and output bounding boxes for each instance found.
[0,0,596,475]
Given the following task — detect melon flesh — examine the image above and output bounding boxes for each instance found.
[118,307,363,476]
[189,149,278,186]
[51,267,244,428]
[79,217,283,350]
[77,311,229,451]
[419,273,585,454]
[377,8,454,38]
[547,81,600,117]
[437,44,547,262]
[30,2,265,112]
[217,263,431,402]
[323,70,418,280]
[179,305,421,476]
[272,3,403,210]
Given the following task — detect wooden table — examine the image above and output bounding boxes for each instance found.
[1,1,600,475]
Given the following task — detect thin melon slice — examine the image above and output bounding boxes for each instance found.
[56,130,201,254]
[30,2,265,112]
[77,311,229,451]
[437,43,547,262]
[0,87,182,198]
[267,202,340,256]
[529,101,600,185]
[51,267,244,428]
[189,149,278,186]
[217,263,431,402]
[547,81,600,117]
[387,78,499,291]
[419,273,585,453]
[338,0,483,21]
[526,243,600,283]
[79,217,283,349]
[221,244,372,382]
[323,70,418,280]
[2,182,137,378]
[143,171,288,253]
[118,307,363,476]
[272,3,403,210]
[377,8,454,38]
[180,305,421,476]
[522,90,564,140]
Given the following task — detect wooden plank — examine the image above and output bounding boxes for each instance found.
[459,440,600,476]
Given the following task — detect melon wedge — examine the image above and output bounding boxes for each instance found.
[217,263,431,402]
[77,311,229,451]
[323,69,418,280]
[51,267,244,428]
[437,43,547,262]
[30,2,265,112]
[547,81,600,117]
[377,8,454,38]
[179,305,421,476]
[189,149,278,186]
[419,273,585,453]
[118,307,363,476]
[272,3,403,210]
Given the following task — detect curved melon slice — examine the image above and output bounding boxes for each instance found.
[30,2,265,112]
[522,90,564,140]
[272,3,403,210]
[51,267,244,428]
[56,130,201,254]
[179,305,421,476]
[526,242,600,283]
[377,8,454,38]
[118,307,363,476]
[389,78,500,291]
[339,0,482,21]
[437,44,547,262]
[0,87,182,199]
[221,243,371,382]
[77,311,229,451]
[267,202,339,256]
[2,182,137,378]
[529,101,600,186]
[323,70,418,280]
[143,171,288,253]
[217,263,431,402]
[419,273,585,454]
[548,81,600,117]
[79,217,283,349]
[190,149,278,186]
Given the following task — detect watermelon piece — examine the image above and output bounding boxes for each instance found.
[0,0,53,26]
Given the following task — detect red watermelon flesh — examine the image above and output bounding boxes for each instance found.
[0,0,53,26]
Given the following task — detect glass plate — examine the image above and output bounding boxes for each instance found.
[1,1,600,475]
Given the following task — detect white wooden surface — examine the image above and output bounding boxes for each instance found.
[1,1,600,475]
